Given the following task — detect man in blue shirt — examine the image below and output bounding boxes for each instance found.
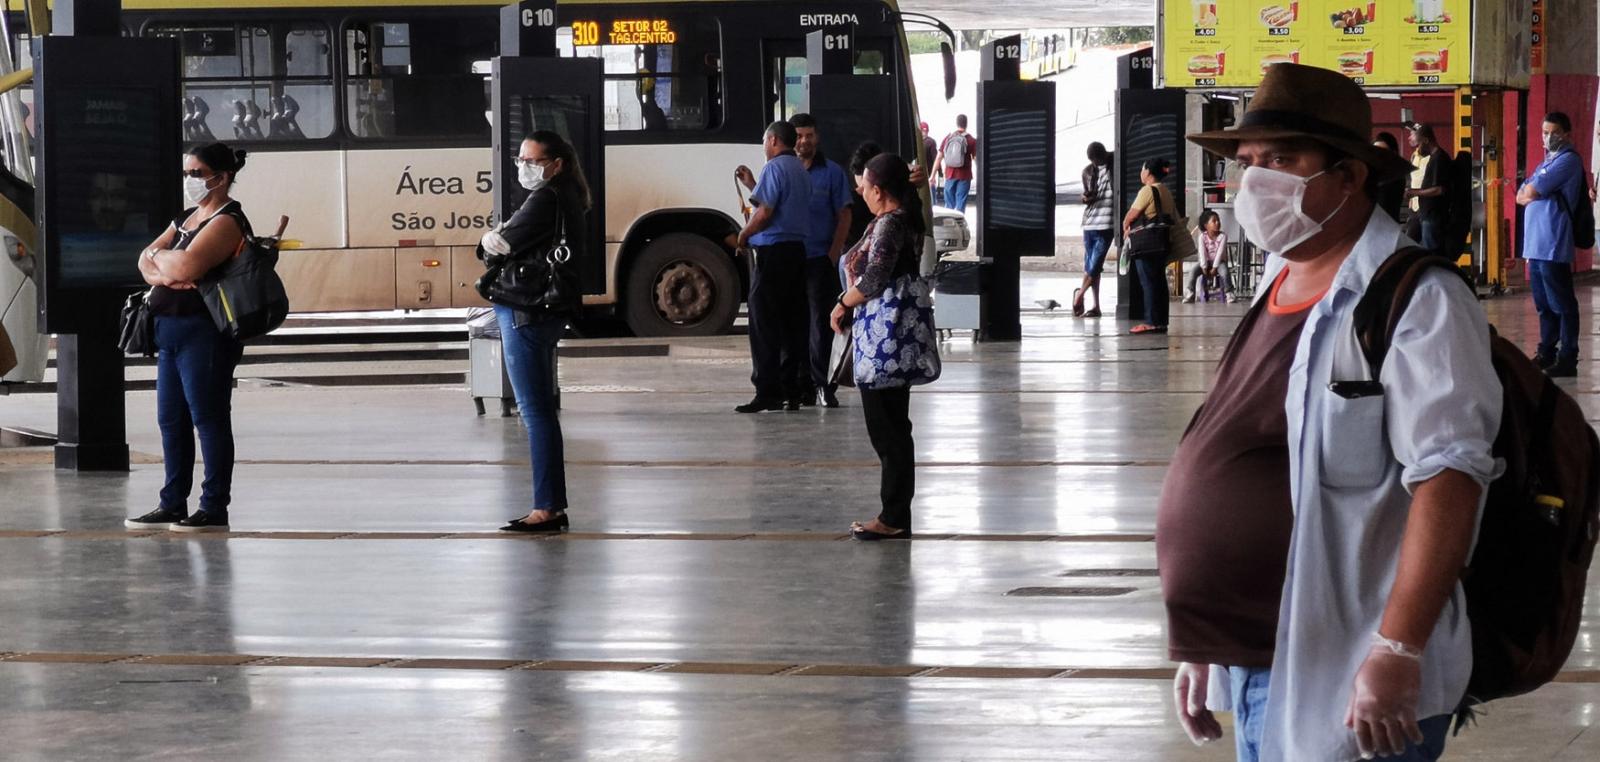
[790,113,854,408]
[1517,111,1587,377]
[729,120,812,412]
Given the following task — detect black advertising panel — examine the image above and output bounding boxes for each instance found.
[493,57,605,294]
[806,74,899,168]
[37,35,181,334]
[978,80,1055,256]
[1113,87,1186,322]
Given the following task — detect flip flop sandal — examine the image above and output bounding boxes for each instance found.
[1072,288,1085,317]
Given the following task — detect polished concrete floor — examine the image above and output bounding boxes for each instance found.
[1,272,1598,760]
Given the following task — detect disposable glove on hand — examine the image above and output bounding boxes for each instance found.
[480,230,512,266]
[1173,662,1223,746]
[1344,645,1425,759]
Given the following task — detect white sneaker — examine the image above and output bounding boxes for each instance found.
[1181,296,1195,304]
[1226,295,1241,304]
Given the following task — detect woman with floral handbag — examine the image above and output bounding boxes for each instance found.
[829,153,939,540]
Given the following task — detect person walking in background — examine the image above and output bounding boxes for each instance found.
[791,113,853,409]
[1123,158,1176,335]
[481,131,591,533]
[935,115,978,213]
[1403,122,1450,255]
[128,142,249,533]
[830,154,927,541]
[920,122,940,205]
[729,121,813,412]
[1074,142,1114,317]
[1517,111,1588,378]
[1372,132,1406,222]
[1183,210,1235,303]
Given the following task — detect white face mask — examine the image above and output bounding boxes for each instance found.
[183,175,216,204]
[517,162,546,191]
[1234,165,1349,254]
[1543,132,1567,152]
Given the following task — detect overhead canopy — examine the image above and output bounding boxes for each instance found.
[899,0,1153,32]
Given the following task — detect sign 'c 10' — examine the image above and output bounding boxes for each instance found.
[523,7,555,27]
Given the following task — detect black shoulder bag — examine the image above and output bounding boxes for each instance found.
[476,192,581,315]
[1127,185,1174,261]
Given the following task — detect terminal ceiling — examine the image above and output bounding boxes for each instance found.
[896,0,1155,32]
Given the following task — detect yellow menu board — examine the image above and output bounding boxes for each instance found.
[1163,1,1471,88]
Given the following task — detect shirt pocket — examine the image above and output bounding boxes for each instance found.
[1319,392,1389,489]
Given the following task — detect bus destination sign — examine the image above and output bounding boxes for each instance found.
[572,19,678,46]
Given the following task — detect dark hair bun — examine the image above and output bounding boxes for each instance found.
[232,149,248,172]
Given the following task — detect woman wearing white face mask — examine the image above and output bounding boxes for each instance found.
[479,131,592,533]
[128,143,249,533]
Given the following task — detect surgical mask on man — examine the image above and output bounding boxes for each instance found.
[183,175,215,205]
[1233,165,1350,254]
[1543,132,1568,152]
[518,162,546,192]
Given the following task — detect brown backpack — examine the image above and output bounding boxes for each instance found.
[1354,247,1600,712]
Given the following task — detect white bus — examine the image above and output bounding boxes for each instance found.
[0,0,956,381]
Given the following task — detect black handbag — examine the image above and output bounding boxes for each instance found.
[476,194,581,315]
[117,289,156,357]
[1127,185,1175,261]
[198,213,290,342]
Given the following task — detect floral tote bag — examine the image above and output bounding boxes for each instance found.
[851,272,941,389]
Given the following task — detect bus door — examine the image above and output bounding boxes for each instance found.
[493,56,605,295]
[764,35,897,160]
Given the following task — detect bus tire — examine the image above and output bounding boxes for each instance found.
[624,233,739,337]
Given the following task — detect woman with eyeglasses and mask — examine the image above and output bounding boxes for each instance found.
[481,131,592,533]
[831,153,926,540]
[126,142,249,533]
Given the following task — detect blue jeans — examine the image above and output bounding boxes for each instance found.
[494,306,568,511]
[1132,256,1169,327]
[1227,666,1451,762]
[155,312,243,512]
[1082,229,1113,277]
[1420,218,1444,256]
[945,178,971,213]
[1528,259,1579,363]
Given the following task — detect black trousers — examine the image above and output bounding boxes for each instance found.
[803,255,843,392]
[859,386,915,530]
[747,242,809,400]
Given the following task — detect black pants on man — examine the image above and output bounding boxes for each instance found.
[802,256,843,395]
[747,242,809,402]
[860,386,915,530]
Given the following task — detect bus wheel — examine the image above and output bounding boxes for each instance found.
[625,233,739,336]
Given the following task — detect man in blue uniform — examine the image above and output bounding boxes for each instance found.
[729,121,812,412]
[790,113,853,408]
[1517,111,1588,378]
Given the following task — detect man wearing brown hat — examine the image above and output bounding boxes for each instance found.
[1156,63,1502,762]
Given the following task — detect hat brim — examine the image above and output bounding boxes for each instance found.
[1188,125,1415,182]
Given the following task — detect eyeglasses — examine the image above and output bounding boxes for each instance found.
[180,169,215,179]
[512,157,554,169]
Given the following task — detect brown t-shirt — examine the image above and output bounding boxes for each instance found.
[1156,271,1319,667]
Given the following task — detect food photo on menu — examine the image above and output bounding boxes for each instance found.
[1192,2,1218,28]
[1259,52,1298,73]
[1404,0,1452,25]
[1187,51,1225,80]
[1412,48,1448,75]
[1258,3,1297,29]
[1336,50,1375,77]
[1328,3,1376,29]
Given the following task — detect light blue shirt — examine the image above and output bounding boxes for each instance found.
[749,152,811,247]
[803,157,853,259]
[1521,147,1585,263]
[1209,207,1504,760]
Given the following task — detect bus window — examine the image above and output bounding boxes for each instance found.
[344,16,495,140]
[149,22,336,143]
[768,43,888,123]
[559,16,722,132]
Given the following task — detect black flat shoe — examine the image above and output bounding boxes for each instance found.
[500,513,570,533]
[850,524,912,541]
[822,385,840,408]
[785,397,802,412]
[735,397,786,414]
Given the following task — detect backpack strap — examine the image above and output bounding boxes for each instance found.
[1352,246,1474,377]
